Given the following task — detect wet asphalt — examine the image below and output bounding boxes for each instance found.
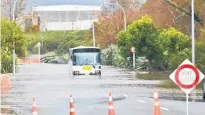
[1,63,205,115]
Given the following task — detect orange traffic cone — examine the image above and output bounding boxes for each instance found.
[69,95,76,115]
[153,89,161,115]
[32,98,38,115]
[108,92,115,115]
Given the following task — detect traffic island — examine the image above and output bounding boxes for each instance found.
[0,74,11,94]
[0,107,15,114]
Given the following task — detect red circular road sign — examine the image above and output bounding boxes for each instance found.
[175,64,199,89]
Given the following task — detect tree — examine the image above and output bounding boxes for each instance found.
[1,18,28,56]
[158,27,191,56]
[56,30,91,54]
[95,0,141,49]
[162,0,205,38]
[1,18,28,73]
[195,40,205,73]
[158,27,191,69]
[129,0,205,39]
[117,16,193,70]
[1,0,27,20]
[199,28,205,40]
[117,16,160,69]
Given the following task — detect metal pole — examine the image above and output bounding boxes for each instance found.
[186,93,189,115]
[116,4,126,31]
[133,52,135,69]
[12,0,18,20]
[12,0,18,76]
[191,0,196,101]
[191,0,195,65]
[38,43,41,63]
[39,12,43,55]
[40,31,43,48]
[12,43,15,75]
[107,3,126,31]
[92,23,96,47]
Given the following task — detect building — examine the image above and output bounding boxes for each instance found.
[32,5,102,31]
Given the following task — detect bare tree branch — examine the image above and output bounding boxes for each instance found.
[1,0,27,20]
[164,0,204,26]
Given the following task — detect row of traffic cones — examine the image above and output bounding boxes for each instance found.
[32,90,161,115]
[69,92,115,115]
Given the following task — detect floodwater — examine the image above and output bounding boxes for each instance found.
[1,64,205,115]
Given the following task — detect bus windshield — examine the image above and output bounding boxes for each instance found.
[73,52,100,65]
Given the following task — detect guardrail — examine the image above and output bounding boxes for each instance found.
[40,55,62,63]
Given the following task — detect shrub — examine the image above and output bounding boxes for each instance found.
[101,44,126,67]
[1,49,13,73]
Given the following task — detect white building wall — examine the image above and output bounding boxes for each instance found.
[32,5,102,31]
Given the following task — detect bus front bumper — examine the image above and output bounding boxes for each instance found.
[72,65,101,75]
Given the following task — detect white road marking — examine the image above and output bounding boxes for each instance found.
[137,99,146,103]
[160,106,169,111]
[124,94,128,98]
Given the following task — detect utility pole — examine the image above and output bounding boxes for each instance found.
[107,2,126,31]
[191,0,196,102]
[12,0,18,76]
[92,23,96,47]
[92,12,96,47]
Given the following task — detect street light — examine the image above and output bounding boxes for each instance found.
[92,21,96,47]
[12,0,18,76]
[105,2,127,31]
[92,12,97,47]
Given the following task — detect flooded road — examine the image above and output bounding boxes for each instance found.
[1,64,205,115]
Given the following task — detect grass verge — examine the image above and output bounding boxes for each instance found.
[137,70,205,90]
[136,71,171,80]
[1,108,14,114]
[157,80,205,90]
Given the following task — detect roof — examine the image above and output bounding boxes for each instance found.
[70,46,100,50]
[33,5,102,12]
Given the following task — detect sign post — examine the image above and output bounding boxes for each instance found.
[186,93,189,115]
[130,47,135,70]
[169,59,204,115]
[34,42,41,63]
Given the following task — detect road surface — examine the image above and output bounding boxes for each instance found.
[1,64,205,115]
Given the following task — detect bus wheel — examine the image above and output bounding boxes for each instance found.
[72,72,76,76]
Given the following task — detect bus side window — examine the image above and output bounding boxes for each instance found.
[73,55,76,65]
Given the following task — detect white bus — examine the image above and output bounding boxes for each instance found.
[68,46,101,76]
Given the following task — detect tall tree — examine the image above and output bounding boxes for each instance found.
[1,18,28,73]
[1,0,27,20]
[95,0,141,48]
[124,0,205,39]
[118,16,160,68]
